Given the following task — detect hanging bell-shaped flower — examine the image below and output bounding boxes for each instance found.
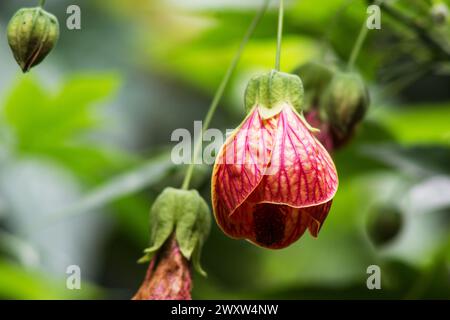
[212,71,338,249]
[7,7,60,73]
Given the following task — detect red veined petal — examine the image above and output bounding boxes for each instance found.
[212,107,278,237]
[254,106,338,207]
[306,200,333,237]
[212,105,338,248]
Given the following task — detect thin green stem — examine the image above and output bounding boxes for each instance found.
[275,0,284,71]
[319,0,354,60]
[347,19,369,70]
[348,0,384,69]
[181,0,270,190]
[39,0,46,7]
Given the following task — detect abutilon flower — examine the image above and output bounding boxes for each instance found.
[212,71,338,249]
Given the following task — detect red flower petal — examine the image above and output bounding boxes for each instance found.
[212,105,338,249]
[254,106,338,207]
[212,108,278,238]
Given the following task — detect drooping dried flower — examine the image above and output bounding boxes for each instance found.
[133,188,211,300]
[133,236,192,300]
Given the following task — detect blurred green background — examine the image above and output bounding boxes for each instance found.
[0,0,449,299]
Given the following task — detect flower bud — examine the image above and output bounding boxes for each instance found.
[430,3,449,25]
[139,187,211,276]
[293,61,335,108]
[322,72,369,141]
[7,7,60,73]
[367,205,403,247]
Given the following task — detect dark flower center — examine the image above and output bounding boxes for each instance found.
[253,203,286,246]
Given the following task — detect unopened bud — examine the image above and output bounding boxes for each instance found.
[323,72,369,140]
[431,3,449,25]
[7,7,60,73]
[367,205,403,247]
[294,61,335,108]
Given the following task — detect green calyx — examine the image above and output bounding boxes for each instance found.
[139,187,211,277]
[7,7,60,73]
[244,70,304,118]
[323,71,369,136]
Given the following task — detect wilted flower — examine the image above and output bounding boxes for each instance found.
[7,7,59,73]
[133,188,211,300]
[212,71,338,249]
[133,236,192,300]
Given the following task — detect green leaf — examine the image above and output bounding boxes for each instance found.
[3,73,120,157]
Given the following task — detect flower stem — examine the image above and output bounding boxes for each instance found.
[275,0,284,71]
[181,0,270,191]
[39,0,46,7]
[347,19,369,70]
[348,0,385,70]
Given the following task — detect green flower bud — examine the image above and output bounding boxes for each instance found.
[139,187,211,276]
[7,7,60,73]
[322,72,370,138]
[245,70,304,118]
[430,3,449,25]
[293,61,335,109]
[367,205,403,247]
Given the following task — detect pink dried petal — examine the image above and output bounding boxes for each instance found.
[133,237,192,300]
